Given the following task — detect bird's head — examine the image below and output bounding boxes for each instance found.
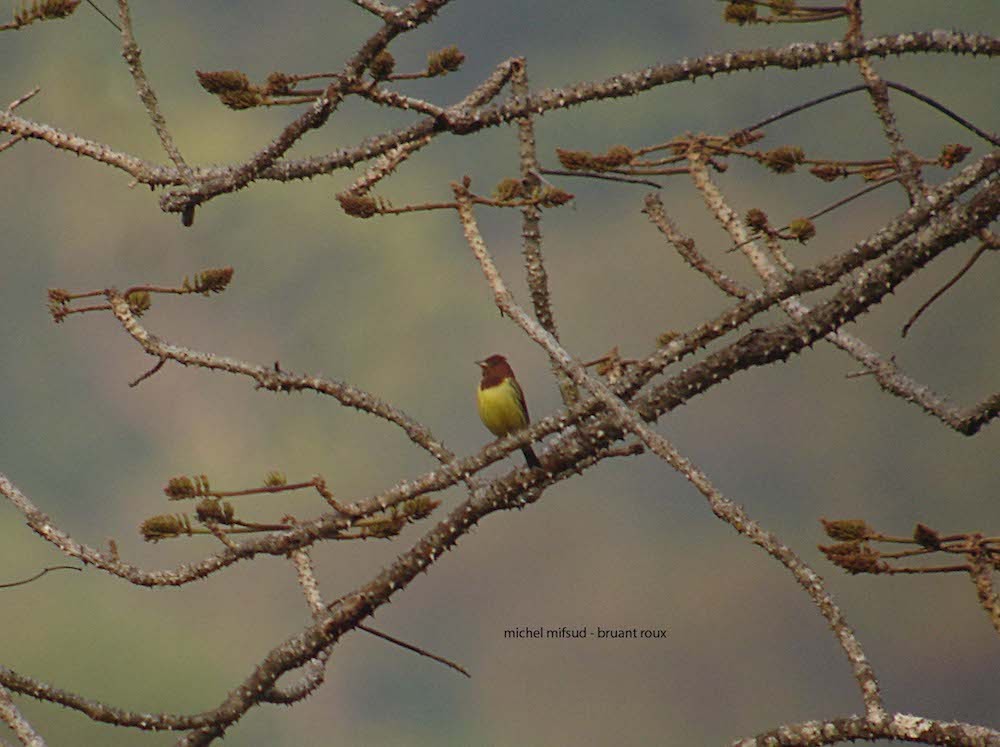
[476,354,514,384]
[476,353,507,369]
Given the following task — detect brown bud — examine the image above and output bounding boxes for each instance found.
[427,46,465,76]
[370,51,396,81]
[535,186,573,208]
[763,146,805,174]
[913,523,941,549]
[592,145,634,170]
[195,498,234,524]
[264,471,287,488]
[337,193,379,219]
[218,89,265,110]
[556,148,593,171]
[810,164,847,182]
[723,1,757,24]
[265,72,295,95]
[745,208,769,231]
[786,218,816,243]
[196,70,251,94]
[729,130,764,147]
[140,514,192,542]
[126,290,151,316]
[493,178,525,202]
[821,518,871,542]
[939,144,971,169]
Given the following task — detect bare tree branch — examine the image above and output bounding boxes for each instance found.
[0,686,45,747]
[733,713,1000,746]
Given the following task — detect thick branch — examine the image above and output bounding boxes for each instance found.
[453,183,886,720]
[2,32,992,210]
[733,713,1000,746]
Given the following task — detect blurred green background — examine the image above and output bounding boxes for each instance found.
[1,1,997,744]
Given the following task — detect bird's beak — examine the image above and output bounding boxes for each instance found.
[475,359,485,368]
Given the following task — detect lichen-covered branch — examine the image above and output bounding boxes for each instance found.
[2,32,992,216]
[0,686,45,747]
[733,713,1000,746]
[454,183,886,720]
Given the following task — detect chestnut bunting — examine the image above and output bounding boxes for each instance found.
[476,354,541,469]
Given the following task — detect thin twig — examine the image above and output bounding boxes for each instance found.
[843,6,926,206]
[738,81,998,147]
[541,168,664,189]
[0,566,81,590]
[116,1,191,181]
[644,194,750,298]
[804,177,898,224]
[85,0,120,31]
[5,88,40,113]
[340,135,432,198]
[358,624,470,678]
[0,134,25,154]
[884,81,998,146]
[901,243,990,337]
[128,357,166,387]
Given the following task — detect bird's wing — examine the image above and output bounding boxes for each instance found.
[511,376,530,421]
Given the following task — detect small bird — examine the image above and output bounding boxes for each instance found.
[476,354,541,469]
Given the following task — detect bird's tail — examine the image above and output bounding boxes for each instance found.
[521,446,542,469]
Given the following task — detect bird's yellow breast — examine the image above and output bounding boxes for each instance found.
[477,380,528,437]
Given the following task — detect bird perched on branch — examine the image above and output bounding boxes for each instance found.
[476,354,541,469]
